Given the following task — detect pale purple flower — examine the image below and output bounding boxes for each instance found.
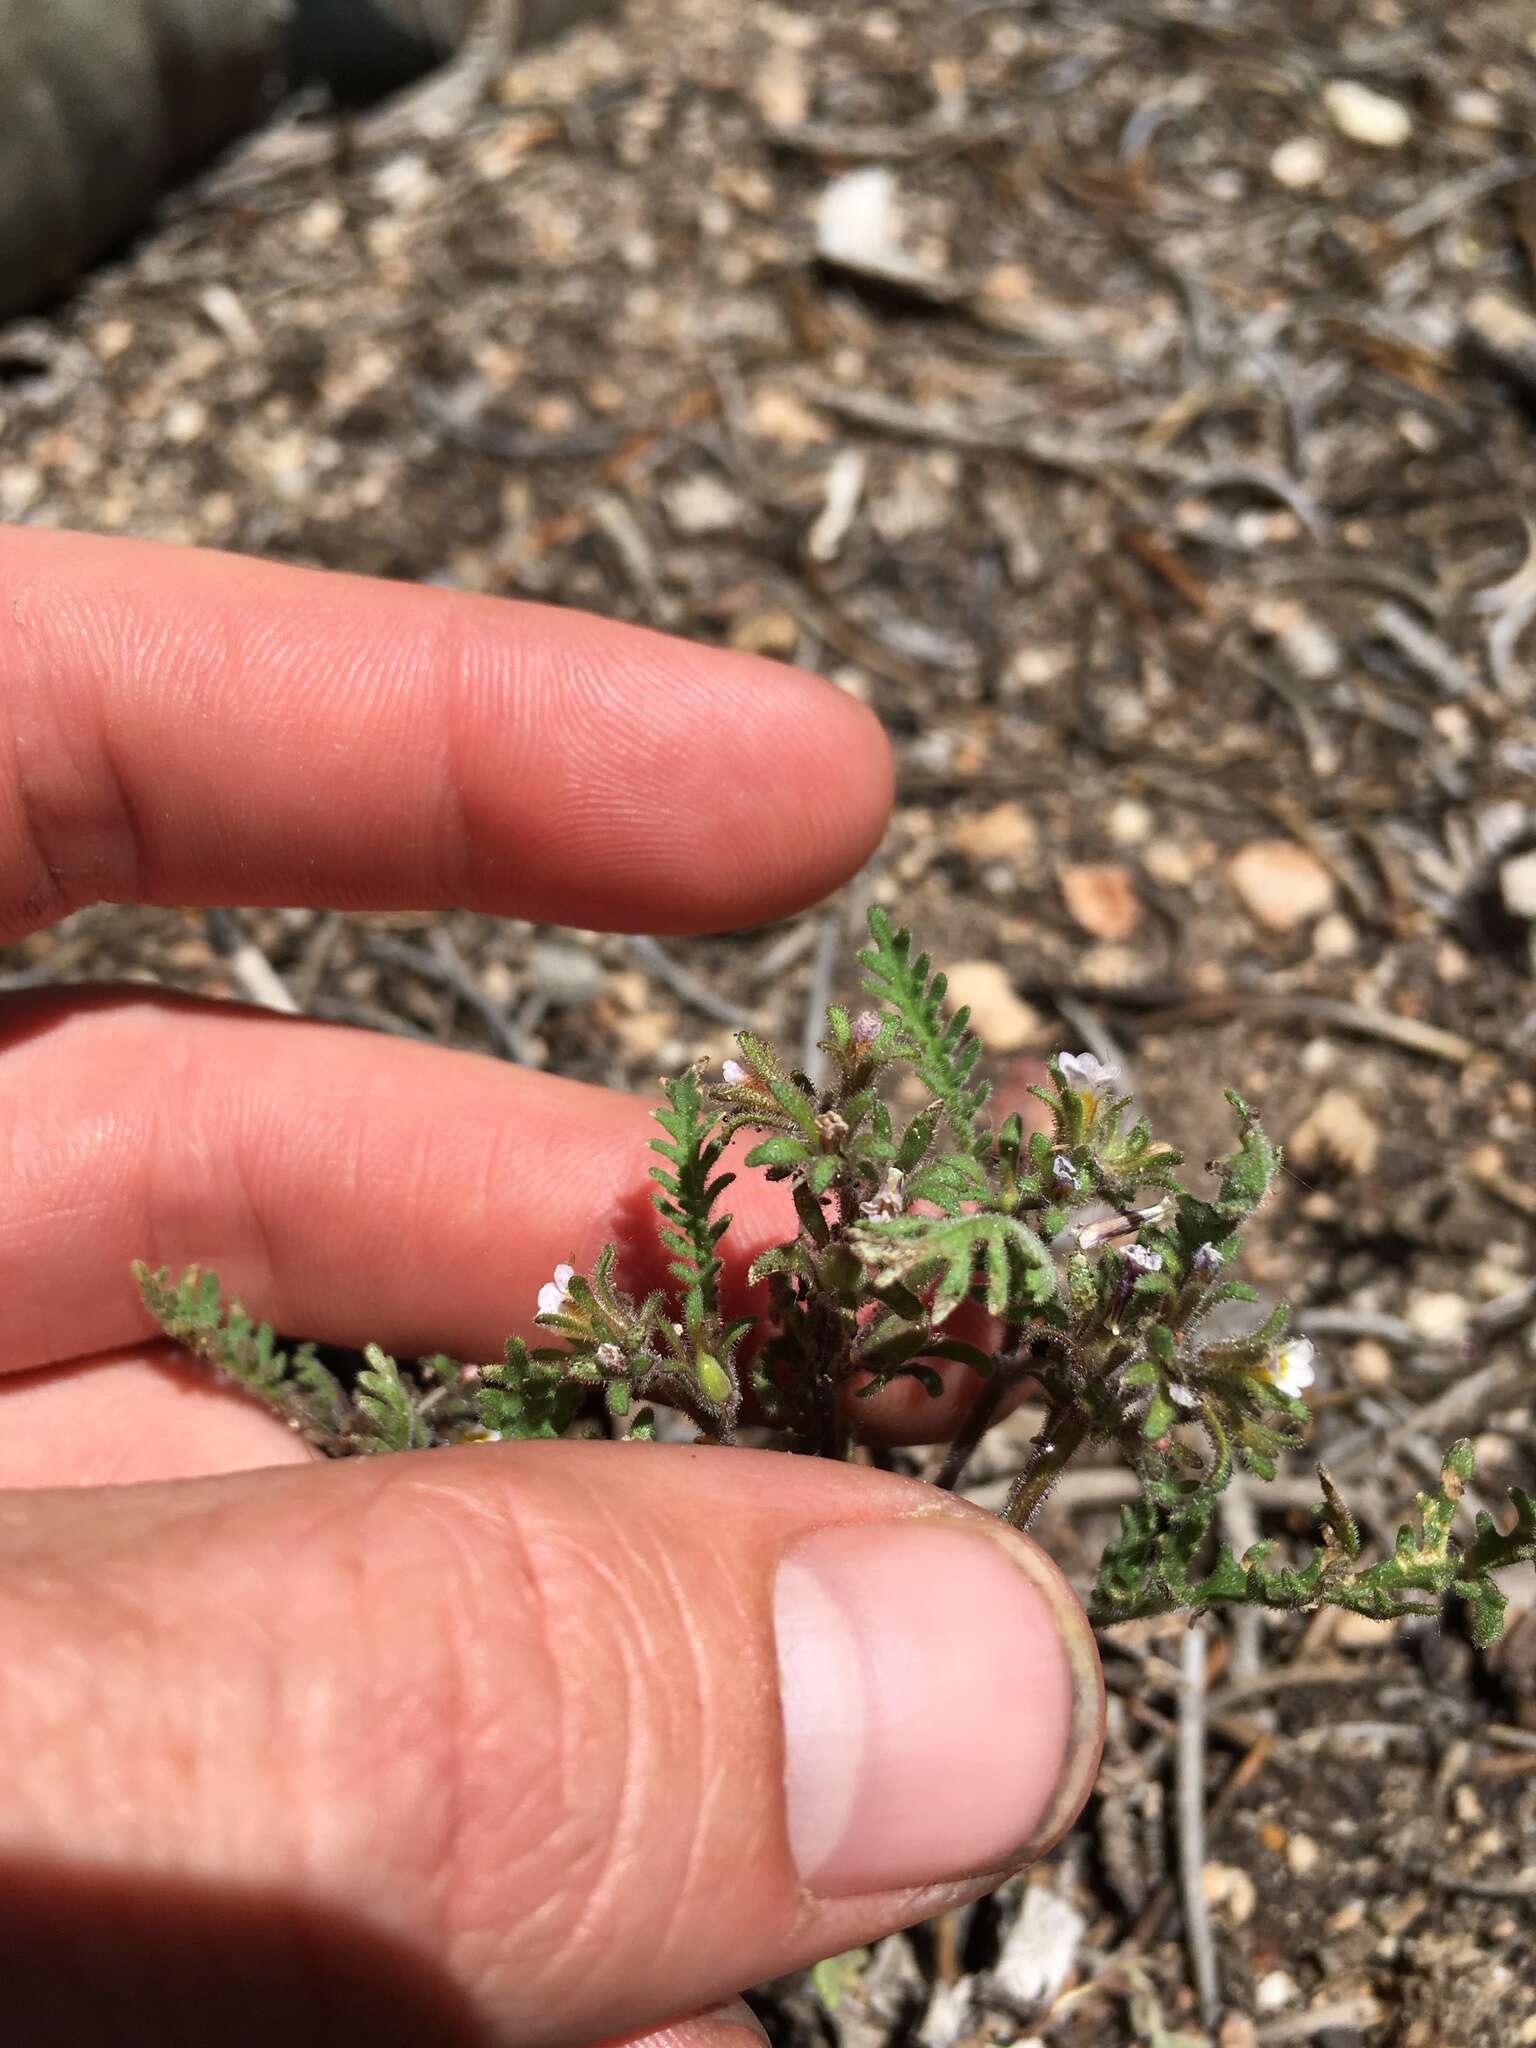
[722,1058,748,1086]
[1269,1336,1316,1399]
[1193,1242,1224,1279]
[1124,1244,1164,1276]
[1169,1382,1200,1411]
[859,1166,906,1220]
[1058,1050,1121,1098]
[1078,1199,1171,1252]
[1052,1155,1081,1192]
[537,1262,575,1317]
[852,1010,881,1049]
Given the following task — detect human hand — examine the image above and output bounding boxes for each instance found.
[0,526,1103,2046]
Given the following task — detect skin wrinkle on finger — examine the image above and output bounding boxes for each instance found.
[339,1464,572,1987]
[0,526,893,941]
[0,1447,1099,2045]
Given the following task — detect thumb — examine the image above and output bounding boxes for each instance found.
[0,1443,1101,2047]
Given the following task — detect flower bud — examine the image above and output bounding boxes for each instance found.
[696,1353,732,1404]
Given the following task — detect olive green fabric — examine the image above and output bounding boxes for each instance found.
[0,0,286,318]
[0,0,611,321]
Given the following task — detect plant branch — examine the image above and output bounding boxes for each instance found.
[1002,1404,1091,1530]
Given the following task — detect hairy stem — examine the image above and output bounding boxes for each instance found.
[1002,1406,1090,1531]
[933,1358,1026,1491]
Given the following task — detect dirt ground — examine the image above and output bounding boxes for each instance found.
[0,1,1533,2042]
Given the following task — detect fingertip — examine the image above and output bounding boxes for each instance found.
[775,1512,1101,1895]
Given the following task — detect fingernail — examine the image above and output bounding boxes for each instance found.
[773,1516,1100,1896]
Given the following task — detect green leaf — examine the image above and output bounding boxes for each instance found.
[1211,1093,1282,1220]
[848,1210,1055,1319]
[858,908,991,1153]
[1143,1393,1175,1440]
[355,1343,419,1452]
[133,1260,351,1449]
[745,1135,812,1169]
[649,1071,734,1324]
[479,1339,586,1441]
[811,1950,868,2014]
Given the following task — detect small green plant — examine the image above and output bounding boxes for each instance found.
[135,909,1534,1644]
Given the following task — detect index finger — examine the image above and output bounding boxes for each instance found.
[0,526,892,942]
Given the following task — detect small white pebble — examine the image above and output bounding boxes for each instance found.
[1270,135,1328,189]
[1406,1289,1471,1343]
[1324,79,1413,148]
[1108,796,1154,847]
[1256,1970,1301,2014]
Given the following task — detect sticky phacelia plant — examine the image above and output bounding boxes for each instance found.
[136,909,1534,1644]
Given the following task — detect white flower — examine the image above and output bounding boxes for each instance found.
[537,1262,575,1317]
[1058,1050,1121,1097]
[722,1058,748,1085]
[595,1342,624,1371]
[1124,1244,1163,1275]
[859,1166,906,1220]
[1169,1382,1200,1411]
[1052,1154,1081,1192]
[1270,1336,1316,1399]
[1193,1242,1224,1278]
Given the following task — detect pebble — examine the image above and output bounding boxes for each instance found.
[729,607,800,658]
[1348,1338,1394,1388]
[1406,1289,1471,1343]
[1324,79,1414,148]
[1286,1833,1321,1878]
[1202,1861,1257,1925]
[529,941,605,1008]
[1253,596,1343,683]
[1287,1089,1381,1178]
[1004,644,1071,693]
[1061,862,1142,941]
[1313,911,1357,960]
[1107,795,1154,847]
[663,472,747,536]
[1271,135,1328,188]
[1450,88,1505,129]
[751,42,809,127]
[943,960,1041,1052]
[1257,1969,1303,2012]
[1229,839,1337,931]
[1499,846,1536,920]
[816,166,937,291]
[1143,838,1199,889]
[749,385,831,449]
[1465,290,1536,397]
[950,801,1038,865]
